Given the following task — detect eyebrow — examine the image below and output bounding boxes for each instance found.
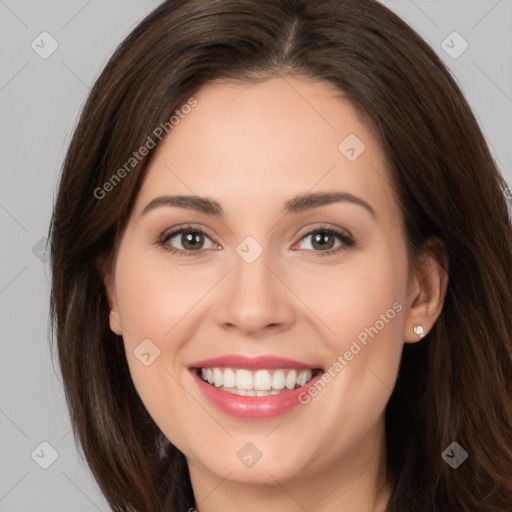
[141,191,376,220]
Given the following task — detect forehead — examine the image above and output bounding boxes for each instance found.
[134,76,398,223]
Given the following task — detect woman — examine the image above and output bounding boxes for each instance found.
[48,0,512,510]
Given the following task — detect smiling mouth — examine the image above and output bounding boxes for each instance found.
[194,367,323,396]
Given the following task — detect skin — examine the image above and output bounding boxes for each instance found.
[103,76,448,512]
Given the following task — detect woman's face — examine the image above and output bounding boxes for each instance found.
[105,76,425,491]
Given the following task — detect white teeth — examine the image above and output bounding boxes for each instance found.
[235,369,253,390]
[223,368,236,388]
[285,369,297,390]
[226,388,281,396]
[213,368,223,387]
[199,367,314,393]
[271,370,286,390]
[297,370,308,387]
[253,370,272,390]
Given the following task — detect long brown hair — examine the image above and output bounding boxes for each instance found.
[48,0,512,510]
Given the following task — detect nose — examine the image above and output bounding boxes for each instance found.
[213,244,296,336]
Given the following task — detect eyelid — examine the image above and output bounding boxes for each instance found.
[294,223,353,243]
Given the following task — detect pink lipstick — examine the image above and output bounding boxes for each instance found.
[189,355,323,420]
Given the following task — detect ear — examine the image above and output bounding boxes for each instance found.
[96,255,123,336]
[404,237,449,343]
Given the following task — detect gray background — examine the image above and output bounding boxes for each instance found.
[1,1,511,510]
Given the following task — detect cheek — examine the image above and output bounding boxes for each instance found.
[113,249,200,451]
[307,237,407,405]
[114,246,209,343]
[298,241,406,350]
[293,247,406,452]
[112,248,180,384]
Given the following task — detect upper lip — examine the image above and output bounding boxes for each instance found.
[189,355,322,371]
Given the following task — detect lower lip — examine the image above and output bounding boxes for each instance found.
[191,369,323,420]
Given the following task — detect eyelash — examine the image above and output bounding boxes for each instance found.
[156,224,355,257]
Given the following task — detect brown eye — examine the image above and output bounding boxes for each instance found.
[295,226,354,254]
[310,231,336,250]
[180,230,206,250]
[158,226,218,256]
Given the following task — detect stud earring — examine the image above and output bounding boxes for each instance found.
[413,325,425,338]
